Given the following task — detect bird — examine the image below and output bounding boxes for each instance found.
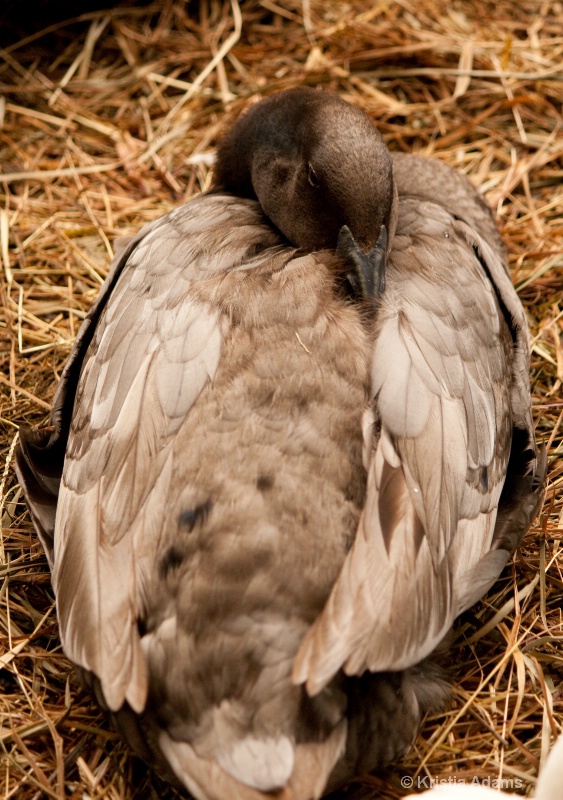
[403,735,563,799]
[15,87,544,799]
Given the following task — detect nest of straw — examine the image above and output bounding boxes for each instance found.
[0,1,561,798]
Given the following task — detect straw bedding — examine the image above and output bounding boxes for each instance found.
[0,1,561,797]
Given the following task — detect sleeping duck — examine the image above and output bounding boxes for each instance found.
[16,88,544,799]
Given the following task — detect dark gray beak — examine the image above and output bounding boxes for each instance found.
[337,224,387,300]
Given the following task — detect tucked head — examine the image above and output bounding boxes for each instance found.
[214,87,394,256]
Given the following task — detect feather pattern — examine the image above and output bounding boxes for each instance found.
[53,196,256,712]
[20,187,421,797]
[293,163,544,694]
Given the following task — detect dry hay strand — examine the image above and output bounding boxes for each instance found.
[0,1,561,798]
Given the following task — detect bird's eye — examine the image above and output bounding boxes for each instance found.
[308,164,320,188]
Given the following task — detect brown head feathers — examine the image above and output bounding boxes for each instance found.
[215,88,394,255]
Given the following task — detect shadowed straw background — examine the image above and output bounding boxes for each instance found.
[0,1,562,797]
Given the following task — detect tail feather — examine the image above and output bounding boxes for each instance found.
[158,722,347,800]
[217,736,294,792]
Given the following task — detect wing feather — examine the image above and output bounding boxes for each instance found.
[293,192,525,693]
[22,194,283,712]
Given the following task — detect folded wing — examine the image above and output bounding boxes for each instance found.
[16,195,283,713]
[294,176,543,693]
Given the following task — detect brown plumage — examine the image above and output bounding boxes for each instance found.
[293,152,545,692]
[15,89,544,799]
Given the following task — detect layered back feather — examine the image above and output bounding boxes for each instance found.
[293,154,545,694]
